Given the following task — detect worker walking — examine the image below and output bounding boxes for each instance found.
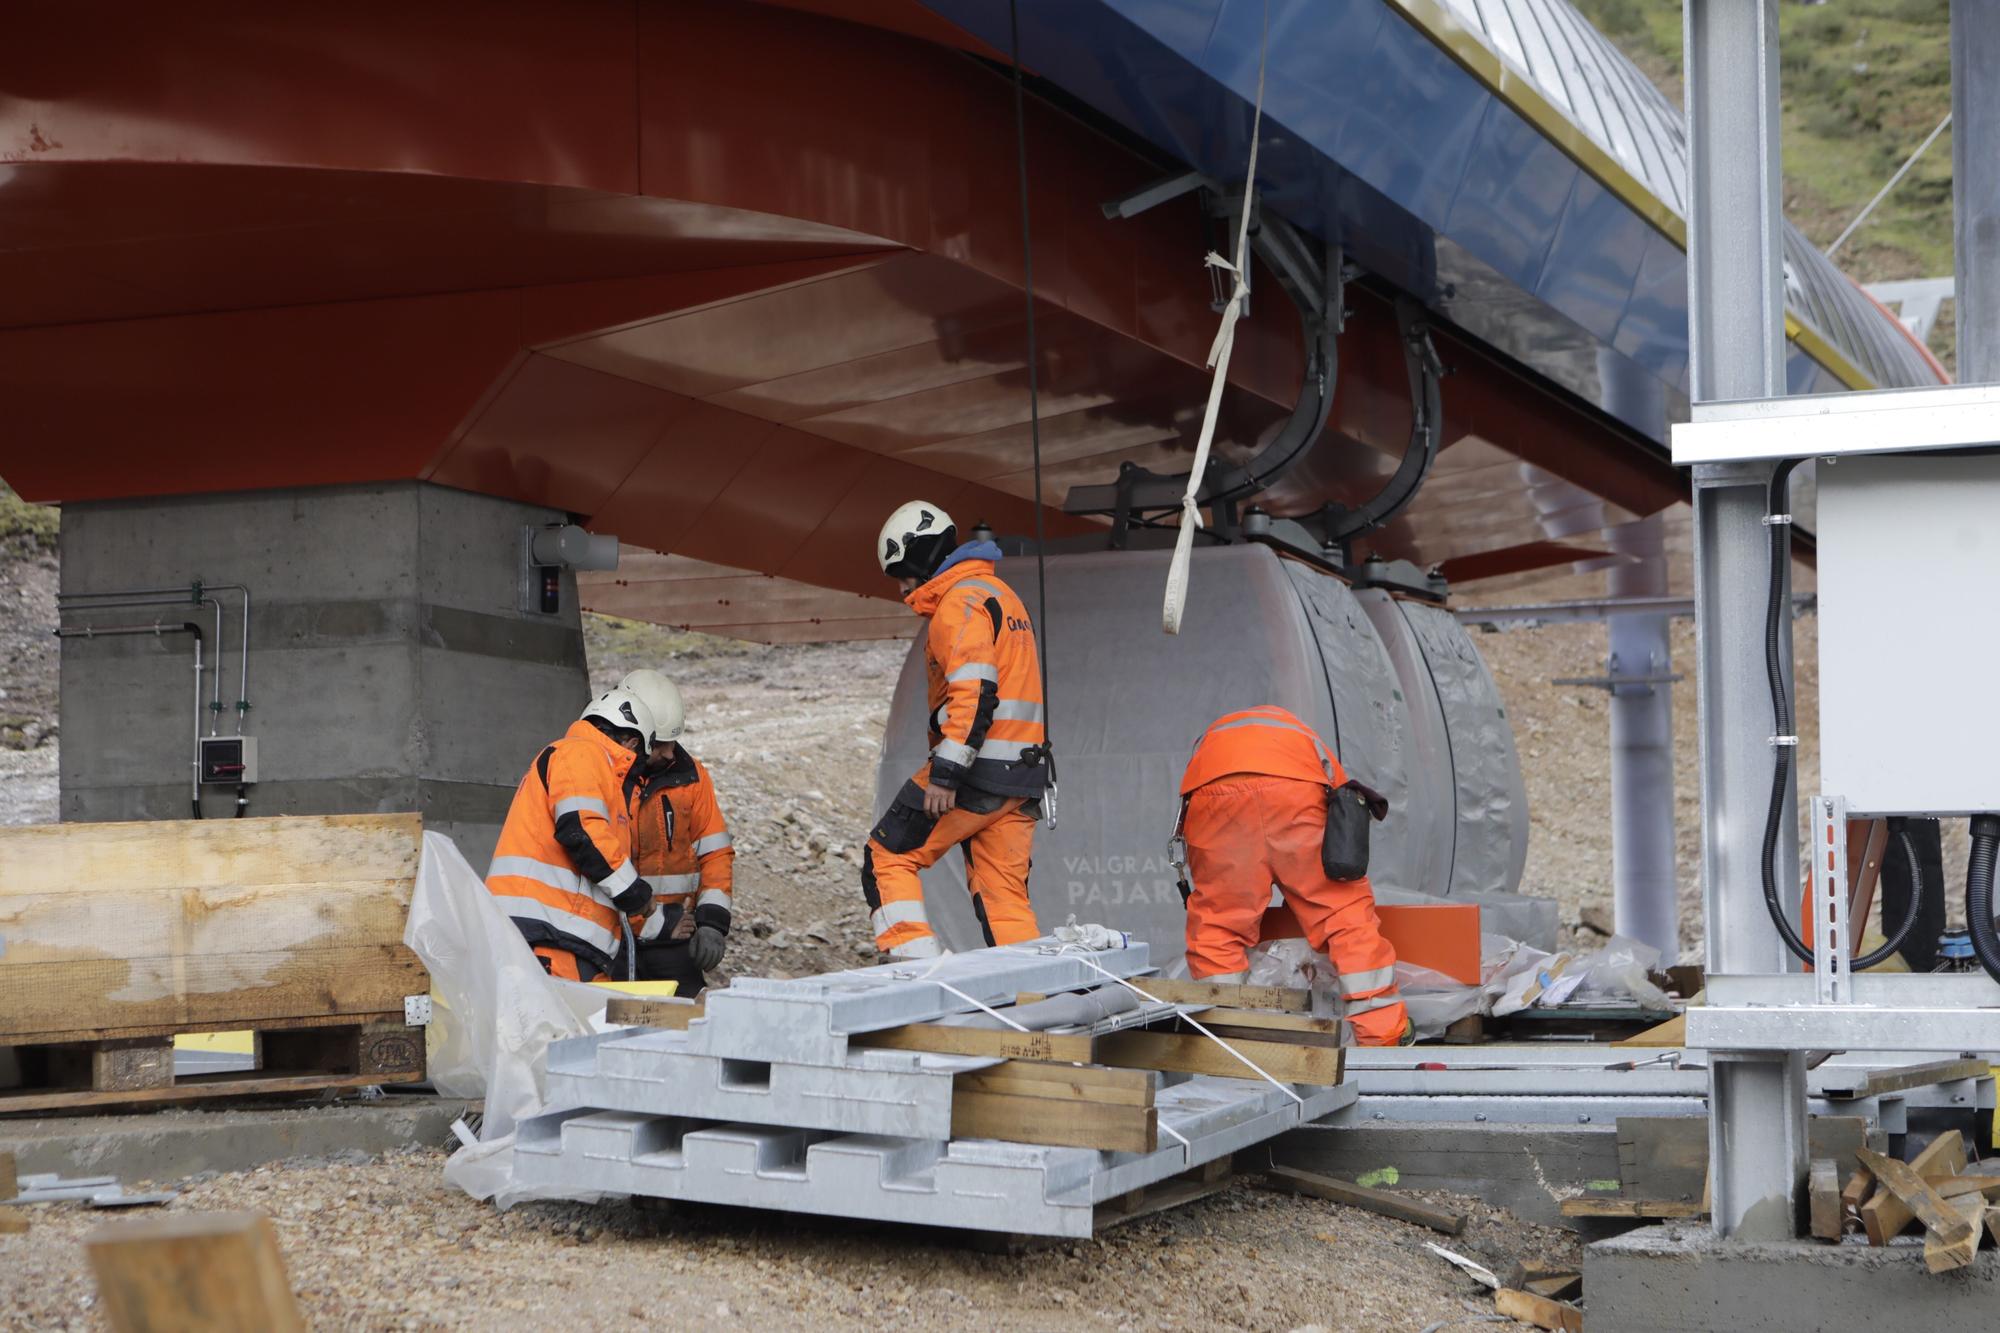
[1174,705,1410,1045]
[620,669,734,998]
[486,687,662,982]
[864,501,1048,959]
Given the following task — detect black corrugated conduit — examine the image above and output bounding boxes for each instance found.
[1966,815,2000,983]
[1759,460,1921,968]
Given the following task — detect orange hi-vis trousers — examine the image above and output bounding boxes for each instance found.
[863,768,1040,958]
[1182,774,1408,1045]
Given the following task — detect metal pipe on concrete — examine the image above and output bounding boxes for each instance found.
[59,591,225,734]
[55,620,204,815]
[1955,2,2000,383]
[1684,0,1807,1241]
[1607,514,1678,960]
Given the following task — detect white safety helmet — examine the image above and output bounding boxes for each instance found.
[619,669,684,744]
[877,500,958,580]
[581,686,660,748]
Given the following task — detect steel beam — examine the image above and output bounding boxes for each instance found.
[1954,3,2000,383]
[1608,514,1677,958]
[1685,0,1803,1242]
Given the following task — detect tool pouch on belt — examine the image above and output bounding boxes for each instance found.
[870,779,941,854]
[1322,779,1389,881]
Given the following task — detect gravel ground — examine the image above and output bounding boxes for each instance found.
[0,1148,1582,1331]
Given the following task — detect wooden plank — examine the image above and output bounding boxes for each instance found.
[1561,1197,1706,1219]
[1617,1116,1873,1202]
[1609,1012,1685,1048]
[0,946,426,1047]
[0,1150,15,1202]
[1095,1168,1233,1233]
[1494,1288,1583,1333]
[950,1090,1157,1153]
[0,1212,27,1236]
[86,1210,304,1332]
[1169,1008,1342,1038]
[1524,1273,1583,1301]
[1860,1131,1966,1245]
[2,1009,408,1049]
[603,998,704,1030]
[850,1024,1096,1064]
[1933,1174,2000,1202]
[0,880,415,967]
[1840,1159,1875,1221]
[1098,978,1310,1012]
[1809,1159,1843,1240]
[1096,1030,1343,1085]
[1857,1147,1975,1246]
[0,812,420,895]
[1258,1165,1464,1235]
[953,1062,1155,1107]
[1841,1059,1990,1100]
[1923,1197,1984,1274]
[0,1069,424,1115]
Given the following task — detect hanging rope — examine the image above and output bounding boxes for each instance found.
[1007,0,1060,827]
[1162,0,1268,636]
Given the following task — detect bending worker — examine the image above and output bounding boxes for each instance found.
[863,500,1048,959]
[486,686,662,982]
[621,669,734,998]
[1175,705,1410,1045]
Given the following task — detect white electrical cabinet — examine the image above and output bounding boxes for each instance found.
[1818,451,2000,816]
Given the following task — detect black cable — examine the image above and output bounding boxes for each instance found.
[1758,460,1919,968]
[1008,0,1057,800]
[1967,815,2000,983]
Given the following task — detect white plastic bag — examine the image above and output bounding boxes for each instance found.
[1568,934,1672,1010]
[1393,960,1482,1039]
[402,833,609,1205]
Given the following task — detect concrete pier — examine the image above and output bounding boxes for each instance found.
[58,481,590,869]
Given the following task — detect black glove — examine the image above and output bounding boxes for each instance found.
[611,877,653,916]
[689,924,727,971]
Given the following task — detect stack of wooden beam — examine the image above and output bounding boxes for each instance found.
[511,943,1356,1237]
[1816,1130,2000,1272]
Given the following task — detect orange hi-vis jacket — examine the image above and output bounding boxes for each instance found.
[629,746,735,941]
[906,555,1048,798]
[486,719,643,973]
[1181,705,1342,793]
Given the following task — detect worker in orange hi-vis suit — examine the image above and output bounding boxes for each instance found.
[863,500,1049,959]
[1173,705,1411,1046]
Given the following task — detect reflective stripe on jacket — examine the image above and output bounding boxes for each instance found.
[486,719,642,972]
[631,746,735,938]
[1180,705,1344,794]
[905,558,1047,798]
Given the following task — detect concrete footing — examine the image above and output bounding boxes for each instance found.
[1271,1120,1620,1226]
[1585,1222,2000,1331]
[0,1095,474,1184]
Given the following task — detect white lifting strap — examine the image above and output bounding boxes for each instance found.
[1163,5,1268,636]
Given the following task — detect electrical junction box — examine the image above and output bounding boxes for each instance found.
[1818,451,2000,816]
[199,735,258,785]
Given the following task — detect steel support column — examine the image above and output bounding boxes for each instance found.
[1954,0,2000,383]
[1685,0,1805,1241]
[1607,514,1677,959]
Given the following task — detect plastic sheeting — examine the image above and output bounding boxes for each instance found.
[402,831,612,1206]
[1399,600,1531,898]
[877,544,1532,969]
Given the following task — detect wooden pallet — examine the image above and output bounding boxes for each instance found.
[0,1014,424,1114]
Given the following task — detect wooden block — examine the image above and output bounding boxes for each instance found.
[953,1061,1154,1107]
[951,1090,1157,1153]
[1859,1133,1966,1245]
[1610,1013,1685,1048]
[1935,1175,2000,1202]
[1072,978,1311,1012]
[1857,1148,1975,1247]
[0,814,425,1047]
[1524,1273,1583,1301]
[86,1210,304,1332]
[259,1018,421,1080]
[0,1211,28,1236]
[0,1149,15,1202]
[1258,1165,1465,1235]
[850,1024,1096,1064]
[1924,1197,1985,1274]
[1988,1208,2000,1250]
[1560,1197,1706,1220]
[1095,1029,1343,1085]
[1840,1159,1874,1220]
[1493,1287,1584,1333]
[1095,1164,1234,1233]
[603,998,704,1029]
[92,1039,176,1093]
[1809,1159,1843,1240]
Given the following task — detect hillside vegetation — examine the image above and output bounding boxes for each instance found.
[1575,0,1956,370]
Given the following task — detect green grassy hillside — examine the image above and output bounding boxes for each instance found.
[1575,0,1955,370]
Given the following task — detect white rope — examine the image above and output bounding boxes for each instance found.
[1163,0,1269,636]
[933,979,1031,1033]
[1056,949,1305,1106]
